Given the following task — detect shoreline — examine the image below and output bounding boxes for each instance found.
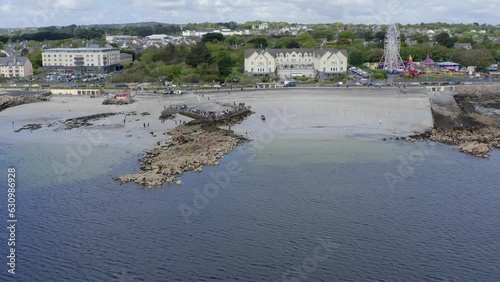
[115,124,250,188]
[0,89,435,187]
[407,89,500,158]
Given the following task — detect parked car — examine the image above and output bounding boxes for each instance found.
[114,83,126,87]
[284,81,296,87]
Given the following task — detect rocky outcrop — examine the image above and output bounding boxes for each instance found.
[409,91,500,158]
[458,142,491,158]
[115,124,249,188]
[159,106,179,120]
[186,107,253,126]
[14,123,42,132]
[102,98,136,105]
[0,94,50,112]
[63,112,121,130]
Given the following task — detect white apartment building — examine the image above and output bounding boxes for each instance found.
[42,47,121,73]
[0,57,33,78]
[105,35,139,43]
[182,29,250,37]
[244,48,348,79]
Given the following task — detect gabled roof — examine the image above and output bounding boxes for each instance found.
[454,43,472,48]
[244,48,347,58]
[0,57,30,66]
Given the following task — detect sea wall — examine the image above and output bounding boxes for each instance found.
[0,92,51,112]
[428,93,472,129]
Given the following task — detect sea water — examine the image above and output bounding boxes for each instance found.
[0,137,499,282]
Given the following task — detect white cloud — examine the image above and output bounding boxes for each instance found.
[0,0,499,27]
[0,0,13,14]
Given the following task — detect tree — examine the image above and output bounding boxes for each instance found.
[295,32,318,48]
[348,49,368,66]
[356,29,374,41]
[426,45,450,62]
[217,52,233,78]
[28,51,43,69]
[274,37,295,48]
[120,48,137,61]
[411,33,428,43]
[312,30,333,41]
[201,32,225,43]
[338,31,355,40]
[452,49,495,67]
[186,42,212,68]
[375,31,386,41]
[248,37,268,48]
[336,38,352,45]
[287,41,300,48]
[21,48,29,56]
[368,49,384,62]
[227,35,243,47]
[434,32,456,48]
[371,70,387,80]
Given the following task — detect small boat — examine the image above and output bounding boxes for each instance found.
[261,115,266,121]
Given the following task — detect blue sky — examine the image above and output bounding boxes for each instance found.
[1,0,498,28]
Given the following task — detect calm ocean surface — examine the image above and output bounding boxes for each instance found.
[0,137,499,282]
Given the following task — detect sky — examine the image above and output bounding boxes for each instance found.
[1,0,499,28]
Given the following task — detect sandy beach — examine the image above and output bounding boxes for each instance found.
[0,88,434,150]
[0,88,435,187]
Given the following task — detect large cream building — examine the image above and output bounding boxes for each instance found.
[244,48,348,79]
[0,57,33,78]
[42,46,121,73]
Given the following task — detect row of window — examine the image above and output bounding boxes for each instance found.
[323,67,344,72]
[45,58,98,62]
[277,53,313,58]
[250,68,272,72]
[44,63,98,66]
[44,54,106,58]
[251,58,344,65]
[45,49,116,53]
